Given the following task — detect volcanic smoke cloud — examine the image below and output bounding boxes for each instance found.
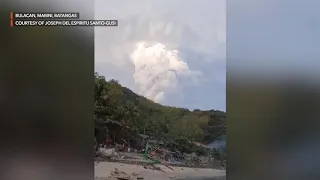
[130,42,199,102]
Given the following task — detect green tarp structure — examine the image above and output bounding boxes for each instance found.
[145,142,152,154]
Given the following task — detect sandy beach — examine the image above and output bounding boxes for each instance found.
[95,161,226,180]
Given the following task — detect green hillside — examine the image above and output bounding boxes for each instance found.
[94,72,226,146]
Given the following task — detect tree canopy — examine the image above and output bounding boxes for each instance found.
[94,73,226,147]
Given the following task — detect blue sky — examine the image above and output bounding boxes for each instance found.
[94,0,226,111]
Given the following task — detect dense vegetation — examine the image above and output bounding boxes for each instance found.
[94,72,226,148]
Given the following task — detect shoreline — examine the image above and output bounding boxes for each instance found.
[95,161,226,180]
[95,158,225,170]
[95,150,225,171]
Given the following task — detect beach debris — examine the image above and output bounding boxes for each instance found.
[131,172,140,176]
[115,168,119,173]
[143,164,159,170]
[109,168,131,180]
[164,164,174,171]
[107,168,146,180]
[100,148,115,156]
